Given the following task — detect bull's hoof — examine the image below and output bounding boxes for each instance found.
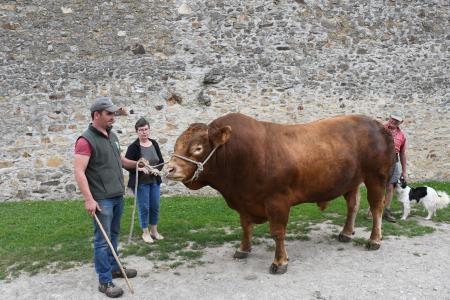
[233,249,251,259]
[269,263,288,275]
[338,232,352,243]
[366,241,381,251]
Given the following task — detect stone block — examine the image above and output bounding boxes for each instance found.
[0,161,13,169]
[48,125,66,132]
[47,158,64,168]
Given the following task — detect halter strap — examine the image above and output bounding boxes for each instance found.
[172,146,219,182]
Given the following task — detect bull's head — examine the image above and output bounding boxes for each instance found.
[165,123,231,187]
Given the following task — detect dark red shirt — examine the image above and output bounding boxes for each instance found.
[74,137,92,156]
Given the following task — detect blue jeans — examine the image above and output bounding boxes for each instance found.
[136,183,160,229]
[93,196,124,284]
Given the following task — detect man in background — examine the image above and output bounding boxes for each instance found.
[383,112,408,223]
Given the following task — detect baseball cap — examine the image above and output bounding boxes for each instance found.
[390,112,404,122]
[90,97,118,113]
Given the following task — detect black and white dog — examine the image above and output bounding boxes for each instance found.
[395,179,449,220]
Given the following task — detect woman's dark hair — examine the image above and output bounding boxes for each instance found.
[135,117,150,131]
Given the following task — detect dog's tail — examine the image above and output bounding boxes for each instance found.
[436,191,450,209]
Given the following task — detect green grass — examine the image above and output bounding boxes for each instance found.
[0,181,449,280]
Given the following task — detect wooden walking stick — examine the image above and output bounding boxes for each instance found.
[93,214,134,295]
[128,162,140,244]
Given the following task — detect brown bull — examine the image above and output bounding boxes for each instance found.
[166,113,394,274]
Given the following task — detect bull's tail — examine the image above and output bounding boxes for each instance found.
[436,191,450,210]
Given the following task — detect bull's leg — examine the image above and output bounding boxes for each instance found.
[266,205,290,275]
[268,221,289,274]
[338,187,361,243]
[366,180,385,250]
[233,215,253,259]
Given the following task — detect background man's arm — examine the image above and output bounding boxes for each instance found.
[400,140,407,179]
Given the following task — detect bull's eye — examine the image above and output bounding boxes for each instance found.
[192,145,203,155]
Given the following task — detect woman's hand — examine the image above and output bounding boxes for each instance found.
[137,167,150,174]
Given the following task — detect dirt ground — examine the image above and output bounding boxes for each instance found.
[2,221,450,300]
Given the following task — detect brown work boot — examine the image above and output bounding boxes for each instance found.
[112,267,137,279]
[98,282,123,298]
[383,208,396,223]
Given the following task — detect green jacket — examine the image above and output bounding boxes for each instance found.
[79,124,125,200]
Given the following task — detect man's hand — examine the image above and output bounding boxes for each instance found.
[401,172,407,181]
[85,199,101,216]
[74,154,100,217]
[137,158,149,168]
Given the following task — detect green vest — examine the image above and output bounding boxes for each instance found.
[80,124,125,200]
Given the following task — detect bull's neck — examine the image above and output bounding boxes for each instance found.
[201,145,235,197]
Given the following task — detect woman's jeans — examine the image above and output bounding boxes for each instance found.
[93,196,124,284]
[136,183,160,229]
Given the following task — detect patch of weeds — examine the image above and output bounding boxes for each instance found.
[265,244,275,252]
[297,235,310,241]
[252,239,262,245]
[190,242,202,250]
[285,235,296,241]
[177,250,202,259]
[383,219,435,237]
[169,261,184,269]
[187,260,205,268]
[352,237,367,247]
[157,253,170,261]
[57,261,75,270]
[286,234,310,241]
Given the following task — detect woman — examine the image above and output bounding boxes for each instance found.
[125,117,164,243]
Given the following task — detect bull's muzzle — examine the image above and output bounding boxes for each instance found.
[164,162,188,182]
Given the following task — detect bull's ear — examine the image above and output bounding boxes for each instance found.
[209,125,232,147]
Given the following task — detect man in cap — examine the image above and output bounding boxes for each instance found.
[383,112,408,222]
[74,97,138,298]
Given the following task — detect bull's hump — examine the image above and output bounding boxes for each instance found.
[213,112,256,124]
[210,113,261,130]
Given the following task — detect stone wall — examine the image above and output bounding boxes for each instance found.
[0,0,449,201]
